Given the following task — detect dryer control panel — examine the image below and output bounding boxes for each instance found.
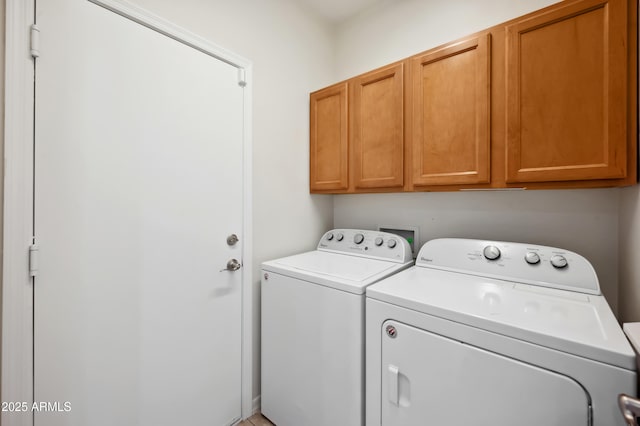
[318,229,412,264]
[416,238,600,295]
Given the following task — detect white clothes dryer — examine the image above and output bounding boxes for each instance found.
[366,238,636,426]
[261,229,413,426]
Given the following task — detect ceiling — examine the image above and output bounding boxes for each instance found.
[296,0,386,23]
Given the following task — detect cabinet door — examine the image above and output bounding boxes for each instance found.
[412,35,491,187]
[310,83,349,191]
[351,63,404,189]
[505,0,628,183]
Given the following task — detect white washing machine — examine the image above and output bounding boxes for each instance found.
[261,229,413,426]
[366,238,637,426]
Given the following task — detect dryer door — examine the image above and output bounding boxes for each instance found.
[381,321,590,426]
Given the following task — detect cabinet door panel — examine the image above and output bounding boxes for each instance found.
[506,0,627,182]
[412,35,491,187]
[310,83,349,191]
[352,63,404,189]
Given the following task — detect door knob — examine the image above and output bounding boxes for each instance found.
[227,234,239,246]
[220,258,242,272]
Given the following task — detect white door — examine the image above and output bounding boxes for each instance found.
[381,321,590,426]
[34,1,245,425]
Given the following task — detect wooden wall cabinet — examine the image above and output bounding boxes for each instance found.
[505,0,630,183]
[351,63,405,190]
[412,34,491,187]
[309,83,348,191]
[310,63,406,193]
[309,0,637,194]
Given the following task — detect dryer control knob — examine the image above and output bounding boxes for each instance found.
[354,233,364,244]
[524,252,540,265]
[326,232,334,241]
[374,237,384,246]
[387,239,397,249]
[483,245,501,261]
[550,254,568,269]
[336,233,344,242]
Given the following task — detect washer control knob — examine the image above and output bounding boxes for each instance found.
[336,233,344,242]
[550,254,568,269]
[483,245,501,261]
[354,233,364,244]
[374,237,384,246]
[326,232,334,241]
[524,252,540,265]
[387,239,397,249]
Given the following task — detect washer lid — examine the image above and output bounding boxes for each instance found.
[262,250,412,294]
[367,267,636,370]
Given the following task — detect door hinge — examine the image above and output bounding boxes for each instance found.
[237,68,246,87]
[30,24,40,58]
[29,242,39,277]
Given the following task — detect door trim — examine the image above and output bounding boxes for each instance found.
[89,0,248,70]
[2,1,36,425]
[2,1,254,424]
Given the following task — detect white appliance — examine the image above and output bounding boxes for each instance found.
[366,238,637,426]
[261,229,413,426]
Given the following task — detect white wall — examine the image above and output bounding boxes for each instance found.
[0,0,4,402]
[333,0,622,312]
[616,11,640,325]
[619,184,640,322]
[335,0,558,79]
[123,0,336,402]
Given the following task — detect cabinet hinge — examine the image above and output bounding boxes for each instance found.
[237,68,247,87]
[29,242,39,277]
[30,24,40,58]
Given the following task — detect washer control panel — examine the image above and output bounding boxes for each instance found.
[416,238,600,295]
[318,229,412,263]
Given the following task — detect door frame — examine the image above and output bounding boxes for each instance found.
[2,1,254,425]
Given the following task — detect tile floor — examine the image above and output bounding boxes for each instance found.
[238,413,275,426]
